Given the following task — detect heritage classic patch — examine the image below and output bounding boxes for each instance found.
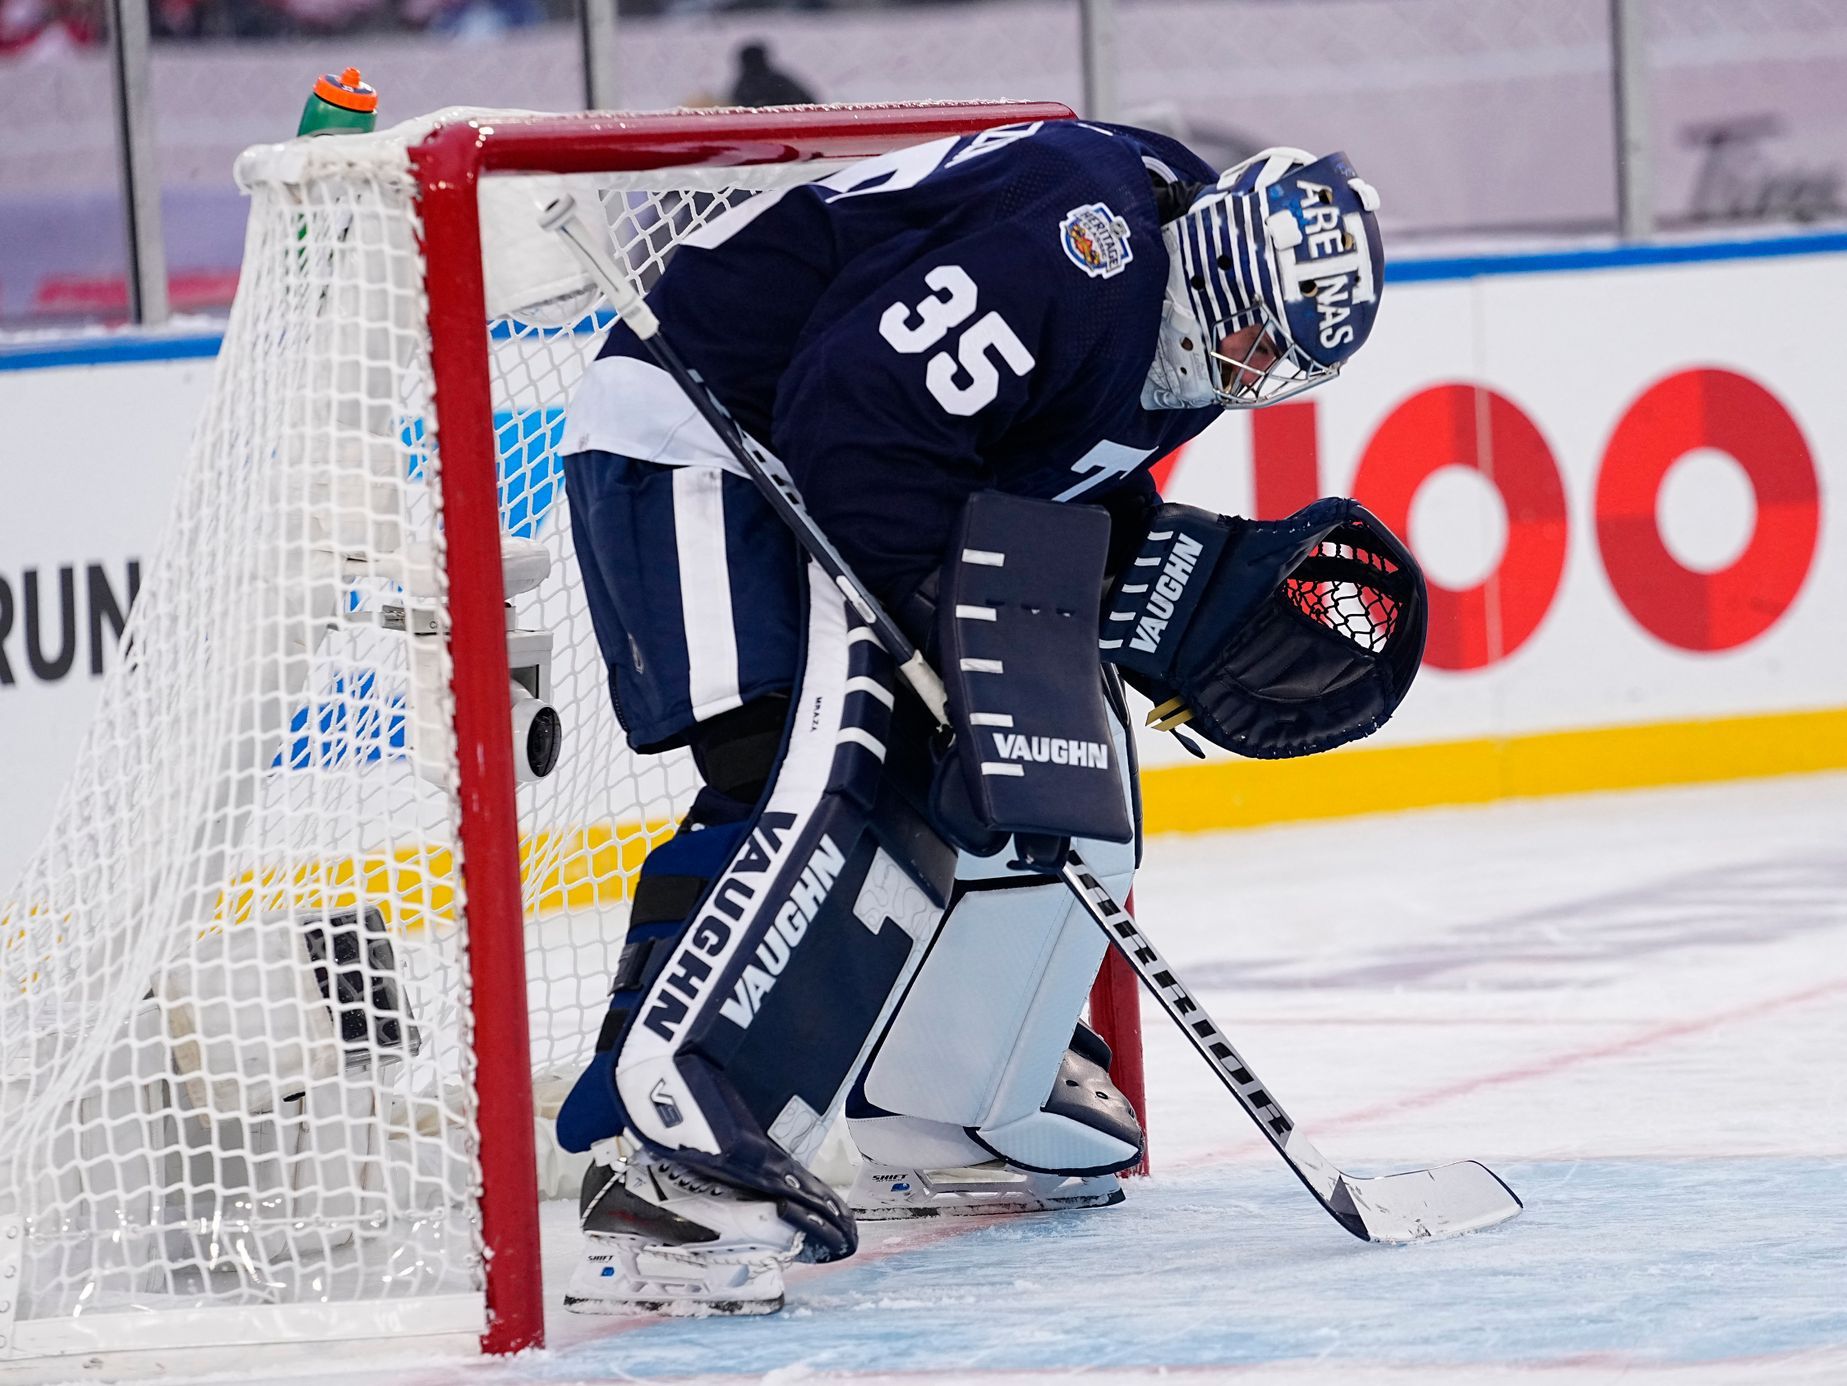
[1059,203,1133,279]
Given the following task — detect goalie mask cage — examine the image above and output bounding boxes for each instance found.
[0,100,1145,1370]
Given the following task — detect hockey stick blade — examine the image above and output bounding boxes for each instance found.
[1324,1159,1524,1243]
[1060,857,1523,1243]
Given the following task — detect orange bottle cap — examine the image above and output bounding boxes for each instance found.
[313,67,379,114]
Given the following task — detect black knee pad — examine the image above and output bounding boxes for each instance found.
[689,695,790,807]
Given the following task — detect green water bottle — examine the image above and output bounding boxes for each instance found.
[298,67,379,137]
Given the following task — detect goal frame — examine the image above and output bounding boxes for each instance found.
[335,101,1139,1357]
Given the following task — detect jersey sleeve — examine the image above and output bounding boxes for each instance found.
[1097,467,1162,577]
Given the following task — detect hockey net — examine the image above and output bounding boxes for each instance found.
[0,101,1135,1367]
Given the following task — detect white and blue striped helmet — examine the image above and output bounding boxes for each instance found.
[1173,147,1383,407]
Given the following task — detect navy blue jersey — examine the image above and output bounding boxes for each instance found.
[573,119,1224,601]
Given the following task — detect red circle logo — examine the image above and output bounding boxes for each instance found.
[1595,368,1819,651]
[1353,384,1569,671]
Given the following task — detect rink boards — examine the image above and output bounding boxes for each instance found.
[1130,233,1847,826]
[2,232,1845,880]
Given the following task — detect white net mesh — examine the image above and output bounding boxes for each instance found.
[0,108,911,1359]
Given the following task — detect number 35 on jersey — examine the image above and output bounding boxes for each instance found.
[878,265,1036,417]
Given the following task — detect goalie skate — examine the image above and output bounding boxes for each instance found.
[563,1139,804,1317]
[848,1157,1123,1221]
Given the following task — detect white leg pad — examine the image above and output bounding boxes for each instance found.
[848,1112,991,1171]
[858,870,1114,1130]
[857,701,1137,1140]
[849,1104,1137,1178]
[977,1107,1138,1173]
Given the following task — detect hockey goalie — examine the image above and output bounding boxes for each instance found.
[553,119,1424,1314]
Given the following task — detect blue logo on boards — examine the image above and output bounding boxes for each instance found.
[275,407,567,772]
[401,406,568,543]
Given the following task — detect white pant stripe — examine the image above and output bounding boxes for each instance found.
[671,466,742,720]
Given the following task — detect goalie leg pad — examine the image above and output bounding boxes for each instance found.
[555,786,752,1157]
[848,690,1142,1181]
[971,1022,1141,1174]
[569,562,958,1266]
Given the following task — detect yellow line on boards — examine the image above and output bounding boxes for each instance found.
[1137,707,1847,836]
[209,817,676,931]
[6,819,678,962]
[16,712,1840,949]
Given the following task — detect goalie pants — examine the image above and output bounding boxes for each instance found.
[559,451,1143,1183]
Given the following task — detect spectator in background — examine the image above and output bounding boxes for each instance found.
[1,0,102,57]
[728,40,815,107]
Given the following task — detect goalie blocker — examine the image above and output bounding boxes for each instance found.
[929,491,1134,864]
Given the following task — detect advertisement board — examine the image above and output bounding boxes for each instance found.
[0,346,216,883]
[1138,239,1846,828]
[1,239,1842,881]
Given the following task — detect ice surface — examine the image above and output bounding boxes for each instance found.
[45,773,1847,1384]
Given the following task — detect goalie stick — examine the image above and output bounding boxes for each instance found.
[1059,862,1520,1241]
[542,194,1523,1244]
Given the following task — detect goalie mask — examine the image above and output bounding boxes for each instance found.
[1160,148,1384,409]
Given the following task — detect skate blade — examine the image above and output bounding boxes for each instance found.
[567,1240,787,1317]
[853,1185,1124,1222]
[563,1291,784,1317]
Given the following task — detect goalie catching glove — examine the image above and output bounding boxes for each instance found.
[1102,498,1427,758]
